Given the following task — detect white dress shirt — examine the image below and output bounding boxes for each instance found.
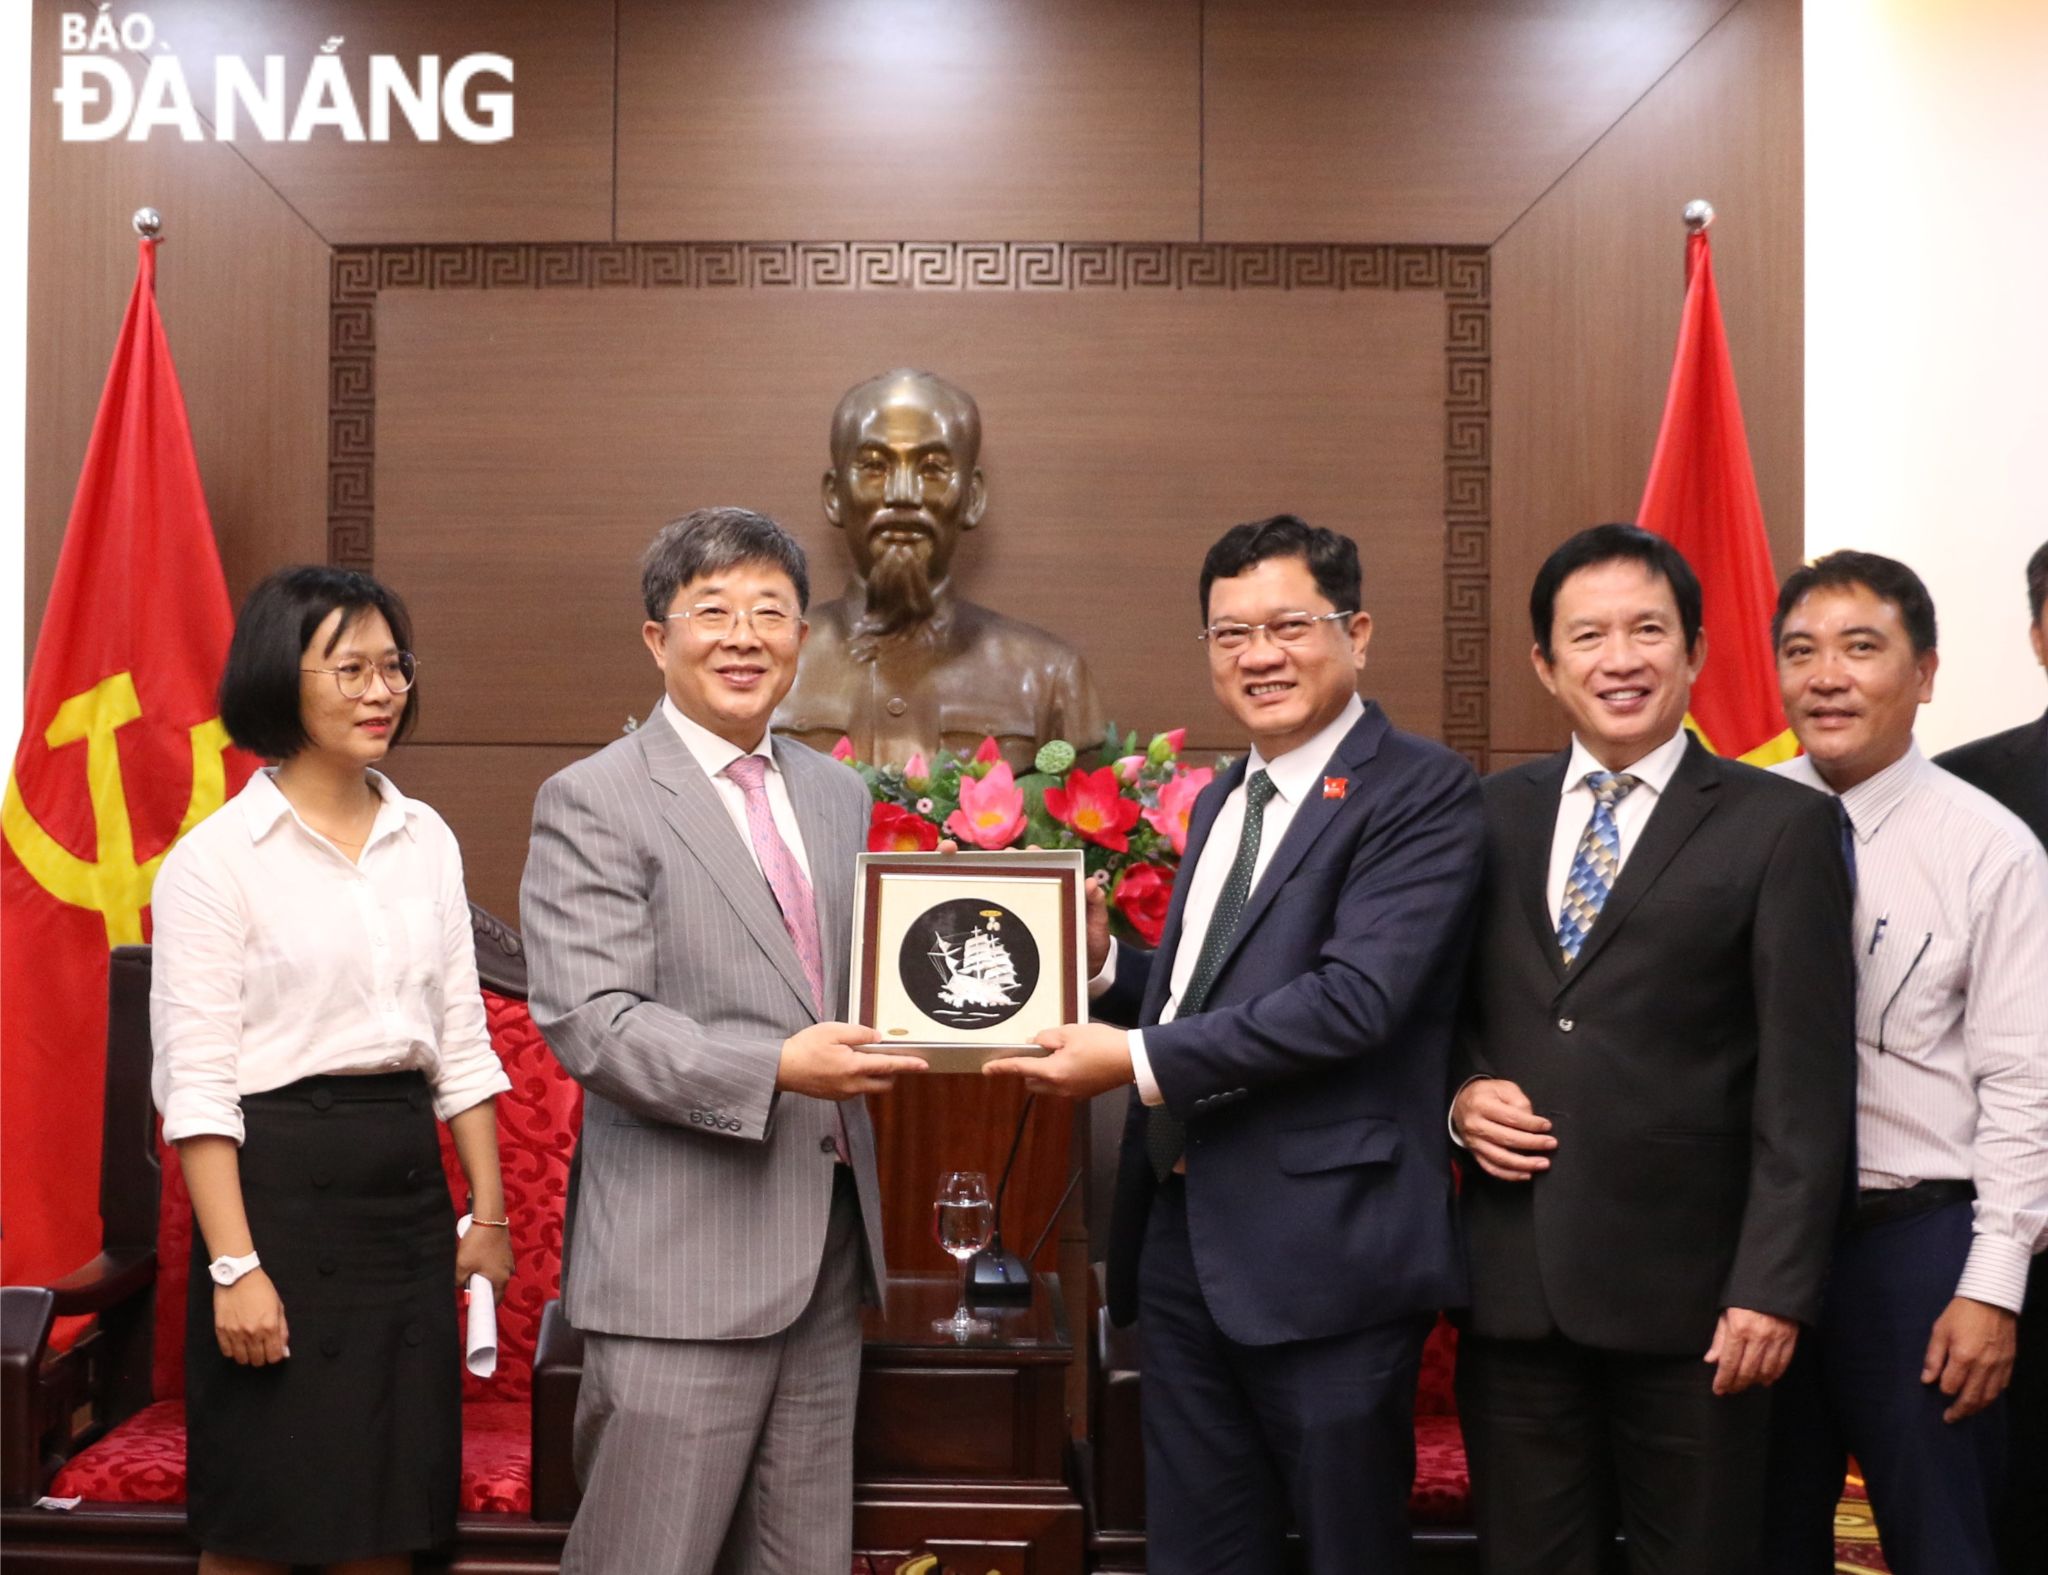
[661,697,813,882]
[1776,744,2048,1312]
[1115,693,1366,1105]
[1545,727,1692,922]
[151,769,511,1145]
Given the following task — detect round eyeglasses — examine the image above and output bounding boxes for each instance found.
[302,651,418,698]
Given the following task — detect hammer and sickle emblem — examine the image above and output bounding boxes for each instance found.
[2,671,233,946]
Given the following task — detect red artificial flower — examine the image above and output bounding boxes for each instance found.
[973,736,1002,764]
[868,801,940,853]
[1113,864,1173,946]
[1159,727,1187,754]
[830,735,855,762]
[1044,765,1143,852]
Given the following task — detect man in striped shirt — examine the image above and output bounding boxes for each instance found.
[1763,550,2048,1575]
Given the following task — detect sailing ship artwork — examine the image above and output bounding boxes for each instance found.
[898,896,1042,1031]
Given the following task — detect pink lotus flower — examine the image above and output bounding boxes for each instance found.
[868,801,940,853]
[946,761,1027,849]
[830,735,855,762]
[1143,766,1214,857]
[1159,728,1187,754]
[1044,765,1143,852]
[1114,754,1146,784]
[1113,864,1173,946]
[973,736,1002,764]
[904,752,929,780]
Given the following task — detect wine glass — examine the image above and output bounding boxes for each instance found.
[932,1170,994,1338]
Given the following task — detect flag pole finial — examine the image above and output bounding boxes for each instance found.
[132,207,162,239]
[1682,199,1715,233]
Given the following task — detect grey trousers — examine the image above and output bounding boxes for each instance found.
[561,1174,866,1575]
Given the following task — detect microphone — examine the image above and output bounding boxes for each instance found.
[968,1094,1036,1303]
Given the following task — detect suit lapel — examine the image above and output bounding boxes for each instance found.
[1216,705,1389,971]
[1514,753,1571,985]
[1153,705,1389,1009]
[1560,734,1721,987]
[1142,757,1243,1024]
[638,717,818,1018]
[775,737,847,1016]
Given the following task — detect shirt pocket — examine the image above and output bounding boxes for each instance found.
[1856,927,1966,1060]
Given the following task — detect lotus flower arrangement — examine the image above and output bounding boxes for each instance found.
[836,722,1225,945]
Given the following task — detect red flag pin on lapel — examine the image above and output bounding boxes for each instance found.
[1322,776,1348,800]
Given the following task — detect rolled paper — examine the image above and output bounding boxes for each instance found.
[456,1213,499,1378]
[465,1274,498,1378]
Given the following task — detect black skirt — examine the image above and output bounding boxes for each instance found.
[185,1071,460,1562]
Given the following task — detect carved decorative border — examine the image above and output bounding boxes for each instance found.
[329,242,1491,766]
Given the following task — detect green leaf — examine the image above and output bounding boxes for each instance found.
[1014,772,1057,821]
[1023,808,1067,849]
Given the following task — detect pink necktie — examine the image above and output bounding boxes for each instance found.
[723,755,848,1162]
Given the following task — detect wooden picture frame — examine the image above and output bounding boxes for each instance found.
[851,850,1085,1071]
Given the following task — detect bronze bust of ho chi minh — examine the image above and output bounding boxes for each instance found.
[776,368,1106,772]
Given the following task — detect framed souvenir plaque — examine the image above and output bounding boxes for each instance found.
[850,850,1085,1071]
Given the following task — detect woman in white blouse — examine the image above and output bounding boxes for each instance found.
[150,566,512,1574]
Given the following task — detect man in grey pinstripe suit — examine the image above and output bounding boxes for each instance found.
[522,508,926,1574]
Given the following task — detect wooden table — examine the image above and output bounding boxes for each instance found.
[855,1273,1083,1575]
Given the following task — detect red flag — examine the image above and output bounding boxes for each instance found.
[1638,225,1797,766]
[2,240,259,1292]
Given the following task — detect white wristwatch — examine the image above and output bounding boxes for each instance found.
[208,1251,262,1286]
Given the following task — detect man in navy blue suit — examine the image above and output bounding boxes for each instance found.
[987,515,1484,1573]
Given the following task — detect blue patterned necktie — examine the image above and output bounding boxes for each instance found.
[1555,771,1642,965]
[1146,769,1278,1179]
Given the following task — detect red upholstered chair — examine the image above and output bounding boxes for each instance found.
[1409,1317,1474,1530]
[1,908,587,1566]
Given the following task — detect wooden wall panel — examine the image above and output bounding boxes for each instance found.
[1489,0,1802,756]
[1203,0,1735,243]
[25,0,330,655]
[368,266,1452,769]
[379,743,587,922]
[615,0,1200,241]
[112,0,615,242]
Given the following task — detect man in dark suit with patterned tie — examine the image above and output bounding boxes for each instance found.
[1933,536,2048,1575]
[1449,524,1857,1575]
[987,515,1485,1573]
